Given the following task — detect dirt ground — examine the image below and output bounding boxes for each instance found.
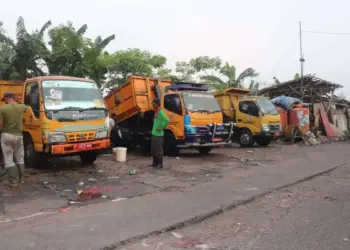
[0,140,341,221]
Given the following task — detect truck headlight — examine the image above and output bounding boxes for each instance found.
[95,129,108,139]
[261,124,270,131]
[43,132,67,143]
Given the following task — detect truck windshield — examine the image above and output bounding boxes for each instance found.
[256,98,278,115]
[42,80,106,121]
[182,92,221,113]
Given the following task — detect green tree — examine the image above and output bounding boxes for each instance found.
[190,56,259,91]
[0,17,51,80]
[37,22,115,87]
[104,48,167,87]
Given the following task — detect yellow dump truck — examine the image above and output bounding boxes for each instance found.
[214,88,281,147]
[105,76,234,155]
[0,76,110,168]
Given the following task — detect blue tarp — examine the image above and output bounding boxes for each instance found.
[271,95,301,111]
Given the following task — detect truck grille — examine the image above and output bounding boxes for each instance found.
[67,132,94,142]
[269,124,281,132]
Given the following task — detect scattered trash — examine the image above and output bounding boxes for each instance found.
[176,157,180,160]
[107,176,119,179]
[101,195,108,199]
[76,190,83,195]
[171,232,183,239]
[78,181,84,186]
[324,196,336,201]
[237,222,242,226]
[342,238,348,242]
[59,206,73,212]
[77,188,102,201]
[246,150,253,154]
[129,169,137,175]
[68,201,80,205]
[42,181,49,186]
[97,170,104,173]
[112,198,126,202]
[205,174,210,176]
[88,177,97,182]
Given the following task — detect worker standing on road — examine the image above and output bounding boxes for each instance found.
[0,93,27,187]
[149,99,169,169]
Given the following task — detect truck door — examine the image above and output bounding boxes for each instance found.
[162,94,184,139]
[23,82,43,152]
[237,100,260,133]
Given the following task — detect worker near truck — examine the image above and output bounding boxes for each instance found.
[0,93,27,187]
[149,98,169,169]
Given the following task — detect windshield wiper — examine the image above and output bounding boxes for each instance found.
[53,106,84,113]
[57,118,78,122]
[83,107,107,111]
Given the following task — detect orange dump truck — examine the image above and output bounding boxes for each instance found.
[105,76,234,155]
[0,76,110,168]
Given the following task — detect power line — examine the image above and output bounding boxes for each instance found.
[268,33,300,77]
[303,30,350,35]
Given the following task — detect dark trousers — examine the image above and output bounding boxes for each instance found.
[151,135,164,166]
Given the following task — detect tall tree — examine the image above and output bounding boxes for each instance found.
[104,48,167,88]
[190,56,259,91]
[0,17,51,80]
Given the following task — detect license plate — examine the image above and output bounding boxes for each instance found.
[212,138,222,142]
[74,143,92,150]
[274,132,280,137]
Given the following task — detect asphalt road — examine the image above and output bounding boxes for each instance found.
[122,163,350,250]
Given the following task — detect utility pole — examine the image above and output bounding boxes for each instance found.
[299,21,305,102]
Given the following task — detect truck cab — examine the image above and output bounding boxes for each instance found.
[214,88,281,147]
[0,76,110,168]
[161,83,234,154]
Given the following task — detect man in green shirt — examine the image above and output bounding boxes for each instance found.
[0,93,27,187]
[149,98,169,169]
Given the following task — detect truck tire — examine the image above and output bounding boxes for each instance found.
[164,132,179,157]
[255,136,273,147]
[23,134,44,168]
[197,147,213,155]
[80,151,97,165]
[239,129,254,147]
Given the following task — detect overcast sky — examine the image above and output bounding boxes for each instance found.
[1,0,350,96]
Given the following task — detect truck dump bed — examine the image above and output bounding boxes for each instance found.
[0,80,24,105]
[214,87,251,119]
[105,76,171,123]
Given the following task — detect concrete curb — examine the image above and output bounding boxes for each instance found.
[101,161,350,250]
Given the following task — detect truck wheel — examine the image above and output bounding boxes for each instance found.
[239,129,254,147]
[255,136,273,147]
[164,132,179,157]
[80,151,97,165]
[23,135,42,168]
[197,147,213,155]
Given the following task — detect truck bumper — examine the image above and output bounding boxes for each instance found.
[50,139,110,155]
[178,141,230,148]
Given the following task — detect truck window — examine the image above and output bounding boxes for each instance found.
[164,94,182,115]
[24,82,40,118]
[239,101,259,117]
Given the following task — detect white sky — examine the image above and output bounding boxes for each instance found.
[1,0,350,96]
